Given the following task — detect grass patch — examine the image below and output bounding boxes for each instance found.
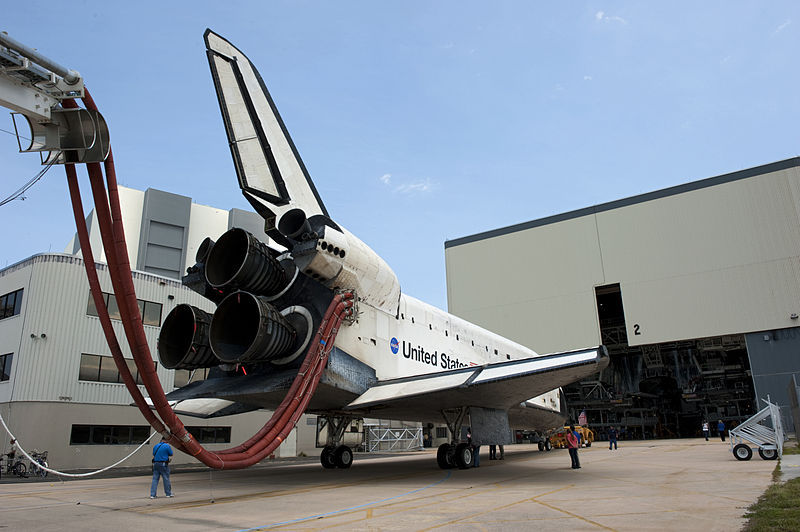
[743,451,800,532]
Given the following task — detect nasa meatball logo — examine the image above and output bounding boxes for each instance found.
[390,337,399,354]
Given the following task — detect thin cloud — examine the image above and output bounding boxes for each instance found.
[584,75,593,81]
[595,11,628,24]
[774,19,791,34]
[380,173,436,195]
[395,178,435,195]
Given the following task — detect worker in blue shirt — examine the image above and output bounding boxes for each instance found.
[608,426,618,450]
[150,436,174,499]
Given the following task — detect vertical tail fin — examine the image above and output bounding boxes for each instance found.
[204,30,327,243]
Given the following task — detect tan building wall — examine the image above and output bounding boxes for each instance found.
[446,158,800,352]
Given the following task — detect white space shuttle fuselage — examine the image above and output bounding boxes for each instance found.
[158,31,607,472]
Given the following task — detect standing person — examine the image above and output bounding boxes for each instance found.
[489,444,497,460]
[150,437,174,499]
[498,445,505,460]
[566,425,581,469]
[702,420,709,441]
[608,426,618,450]
[717,420,726,442]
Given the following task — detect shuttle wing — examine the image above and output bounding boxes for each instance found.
[345,346,608,422]
[204,29,328,246]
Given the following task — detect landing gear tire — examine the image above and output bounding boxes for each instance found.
[334,445,353,468]
[538,441,544,452]
[454,443,473,469]
[733,444,753,461]
[545,439,552,451]
[320,445,337,469]
[758,447,778,460]
[437,443,455,469]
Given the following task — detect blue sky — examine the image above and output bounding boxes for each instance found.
[1,2,798,311]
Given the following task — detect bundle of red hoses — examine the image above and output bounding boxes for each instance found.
[64,93,353,469]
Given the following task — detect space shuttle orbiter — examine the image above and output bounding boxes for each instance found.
[160,29,608,470]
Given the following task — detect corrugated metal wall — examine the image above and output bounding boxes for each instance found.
[10,254,214,404]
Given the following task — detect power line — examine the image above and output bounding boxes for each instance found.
[0,155,59,207]
[0,126,30,141]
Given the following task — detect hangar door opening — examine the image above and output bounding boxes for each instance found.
[561,283,756,440]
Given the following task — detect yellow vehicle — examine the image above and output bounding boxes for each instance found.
[550,426,594,449]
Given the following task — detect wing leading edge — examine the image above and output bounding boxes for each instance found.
[345,346,609,423]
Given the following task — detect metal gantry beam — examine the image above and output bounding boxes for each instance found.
[0,31,83,121]
[0,30,108,164]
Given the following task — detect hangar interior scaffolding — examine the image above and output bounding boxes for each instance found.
[563,284,756,441]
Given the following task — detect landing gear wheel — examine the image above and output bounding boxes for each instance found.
[733,444,753,461]
[538,441,544,452]
[334,445,353,468]
[545,439,552,451]
[758,447,778,460]
[454,443,473,469]
[437,443,455,469]
[320,445,337,469]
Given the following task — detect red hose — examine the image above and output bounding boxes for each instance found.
[215,298,353,463]
[64,90,354,468]
[64,160,172,440]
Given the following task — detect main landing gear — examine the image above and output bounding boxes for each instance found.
[320,444,353,469]
[318,415,354,470]
[437,442,474,469]
[436,407,477,470]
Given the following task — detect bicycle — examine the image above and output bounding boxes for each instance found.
[2,453,28,478]
[28,450,48,478]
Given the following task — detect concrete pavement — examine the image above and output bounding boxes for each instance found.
[0,438,781,531]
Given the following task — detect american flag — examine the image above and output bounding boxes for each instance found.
[578,410,587,426]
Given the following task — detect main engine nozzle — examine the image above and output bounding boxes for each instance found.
[209,292,297,364]
[205,228,288,296]
[157,304,217,370]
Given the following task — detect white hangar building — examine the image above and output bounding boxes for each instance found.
[0,186,324,470]
[445,157,800,438]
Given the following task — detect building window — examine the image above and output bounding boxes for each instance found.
[173,367,210,388]
[0,288,23,320]
[186,426,231,444]
[86,291,162,326]
[0,353,12,381]
[78,353,154,385]
[70,424,152,445]
[435,426,448,439]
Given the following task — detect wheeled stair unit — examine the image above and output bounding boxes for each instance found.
[729,396,784,461]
